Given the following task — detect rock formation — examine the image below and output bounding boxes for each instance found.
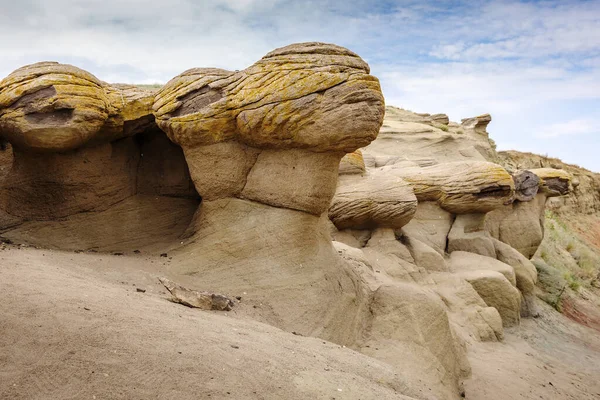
[0,62,199,250]
[328,105,572,386]
[485,168,573,258]
[0,44,579,400]
[0,62,156,220]
[499,150,600,215]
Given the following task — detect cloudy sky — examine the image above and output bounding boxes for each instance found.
[1,0,599,171]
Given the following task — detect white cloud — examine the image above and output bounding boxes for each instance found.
[536,119,597,138]
[427,1,600,61]
[377,60,600,120]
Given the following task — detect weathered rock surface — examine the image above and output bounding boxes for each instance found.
[429,274,504,342]
[512,170,540,202]
[401,201,454,255]
[492,238,539,317]
[449,251,517,287]
[369,107,498,167]
[360,283,470,399]
[499,150,599,215]
[363,228,429,282]
[159,277,235,311]
[457,270,521,327]
[153,44,384,153]
[530,168,572,197]
[447,213,496,258]
[0,63,200,225]
[339,149,367,175]
[153,43,384,217]
[329,173,417,230]
[378,161,514,214]
[485,166,573,258]
[0,62,154,152]
[2,140,139,220]
[401,234,448,272]
[328,107,580,380]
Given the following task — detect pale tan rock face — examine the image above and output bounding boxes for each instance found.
[485,196,545,258]
[492,238,539,317]
[454,268,522,327]
[366,107,497,167]
[361,283,470,400]
[447,213,497,258]
[430,274,504,342]
[401,234,448,272]
[241,149,342,215]
[450,251,517,287]
[401,201,454,255]
[0,62,155,152]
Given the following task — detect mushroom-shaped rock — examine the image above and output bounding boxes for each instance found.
[486,168,572,258]
[380,161,515,214]
[149,43,386,341]
[329,173,417,230]
[153,43,385,214]
[0,62,154,152]
[0,62,157,219]
[512,170,540,202]
[530,168,572,197]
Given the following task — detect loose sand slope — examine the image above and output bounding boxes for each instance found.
[2,246,600,399]
[0,246,417,400]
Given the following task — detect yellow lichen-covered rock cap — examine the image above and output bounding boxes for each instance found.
[0,62,155,152]
[153,42,385,152]
[329,172,417,230]
[381,161,515,214]
[530,168,572,196]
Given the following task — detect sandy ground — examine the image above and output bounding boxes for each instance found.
[1,245,600,400]
[0,246,415,400]
[465,304,600,399]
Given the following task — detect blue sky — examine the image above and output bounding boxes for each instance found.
[1,0,599,171]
